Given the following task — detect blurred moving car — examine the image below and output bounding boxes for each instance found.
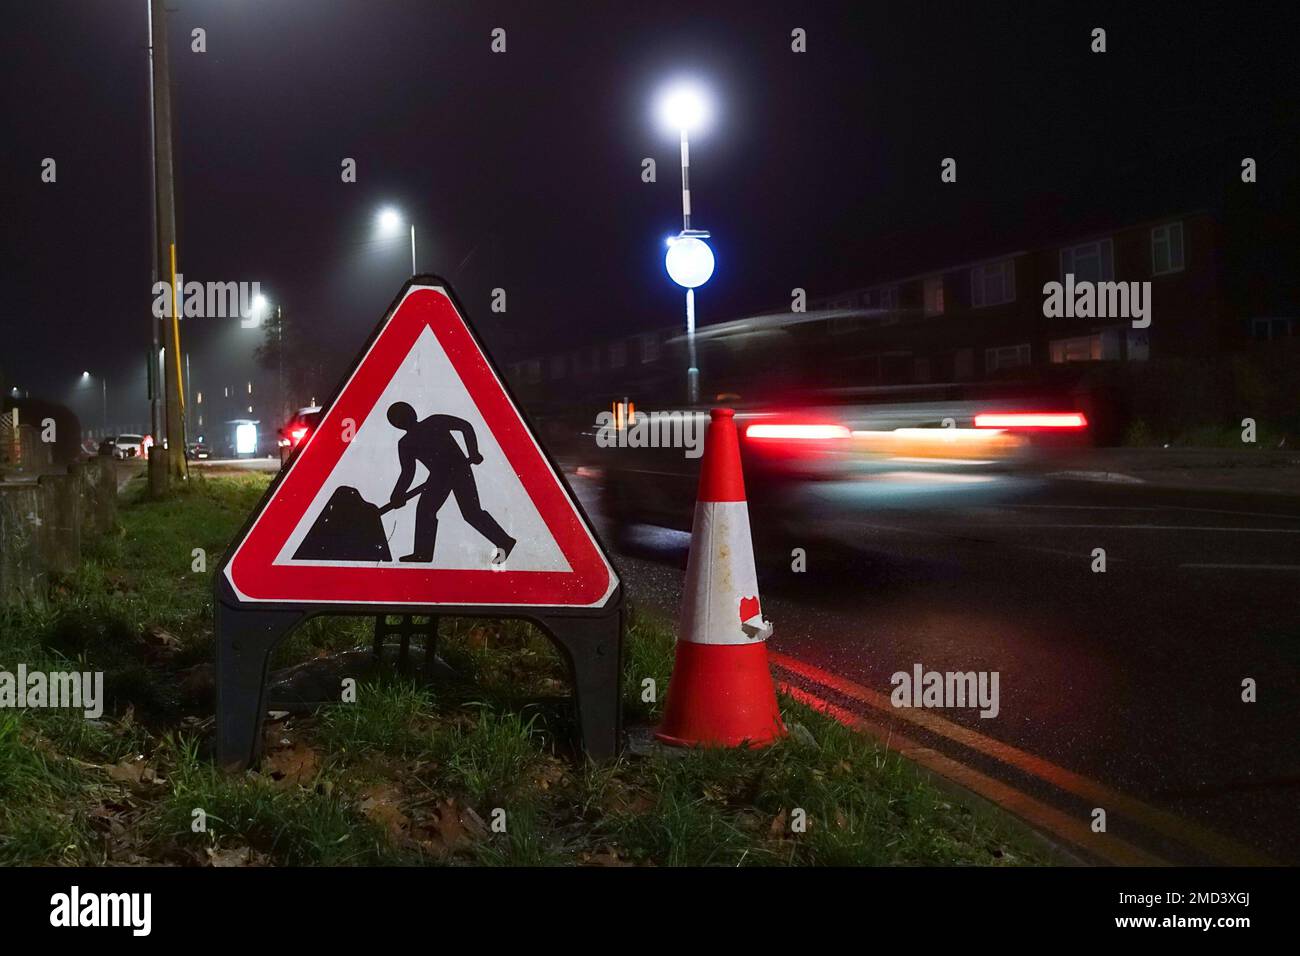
[278,406,322,466]
[96,437,116,457]
[598,384,1089,556]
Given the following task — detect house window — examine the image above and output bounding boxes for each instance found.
[878,286,898,309]
[985,343,1031,372]
[1151,222,1185,275]
[609,340,627,369]
[639,332,661,363]
[971,259,1016,307]
[1050,335,1103,363]
[923,277,945,316]
[1251,317,1296,341]
[1061,238,1114,283]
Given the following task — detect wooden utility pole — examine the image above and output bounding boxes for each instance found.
[149,0,187,480]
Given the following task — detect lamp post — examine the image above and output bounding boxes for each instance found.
[249,294,286,423]
[80,371,108,433]
[656,82,715,404]
[378,207,417,275]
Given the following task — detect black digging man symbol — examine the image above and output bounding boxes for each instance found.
[385,401,517,564]
[291,401,517,566]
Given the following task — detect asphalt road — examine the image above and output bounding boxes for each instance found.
[570,472,1300,865]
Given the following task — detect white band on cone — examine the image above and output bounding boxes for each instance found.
[680,500,772,646]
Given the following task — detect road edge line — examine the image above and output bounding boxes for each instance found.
[772,652,1275,866]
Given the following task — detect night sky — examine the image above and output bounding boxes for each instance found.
[3,0,1296,429]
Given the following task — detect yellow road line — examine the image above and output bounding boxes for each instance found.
[772,652,1275,866]
[780,683,1164,866]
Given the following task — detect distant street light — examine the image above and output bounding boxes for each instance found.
[377,206,418,275]
[655,80,716,404]
[249,293,286,424]
[79,371,108,432]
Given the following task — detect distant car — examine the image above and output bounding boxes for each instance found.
[109,434,150,460]
[278,407,322,466]
[96,438,116,457]
[187,442,211,461]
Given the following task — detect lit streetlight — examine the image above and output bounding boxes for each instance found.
[377,206,418,275]
[79,370,108,432]
[655,80,716,404]
[248,292,286,423]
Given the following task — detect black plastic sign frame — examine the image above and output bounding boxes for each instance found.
[214,276,624,770]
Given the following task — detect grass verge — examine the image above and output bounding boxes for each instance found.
[0,472,1050,866]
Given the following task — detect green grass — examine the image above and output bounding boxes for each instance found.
[441,708,545,807]
[0,713,97,865]
[317,678,436,757]
[0,473,1052,867]
[152,735,395,866]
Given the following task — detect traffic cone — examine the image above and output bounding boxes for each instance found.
[657,408,786,748]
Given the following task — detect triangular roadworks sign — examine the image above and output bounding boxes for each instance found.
[222,279,617,609]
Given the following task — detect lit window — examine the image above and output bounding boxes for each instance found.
[985,343,1030,371]
[1061,238,1114,282]
[971,259,1016,307]
[1151,222,1184,275]
[1050,335,1102,363]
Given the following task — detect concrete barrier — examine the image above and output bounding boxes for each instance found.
[0,483,47,608]
[37,472,81,576]
[71,457,117,536]
[0,457,117,608]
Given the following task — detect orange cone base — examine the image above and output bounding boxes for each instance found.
[656,640,787,748]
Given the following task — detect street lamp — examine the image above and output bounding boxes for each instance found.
[80,371,108,432]
[655,80,716,404]
[377,206,417,275]
[249,293,286,424]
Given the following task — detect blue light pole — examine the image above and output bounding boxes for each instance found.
[657,82,716,404]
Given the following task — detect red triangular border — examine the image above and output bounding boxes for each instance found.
[224,285,615,608]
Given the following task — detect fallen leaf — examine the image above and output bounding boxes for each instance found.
[262,741,319,788]
[206,846,252,867]
[582,847,632,867]
[105,758,146,786]
[770,809,787,836]
[359,785,410,839]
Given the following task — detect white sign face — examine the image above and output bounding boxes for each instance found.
[223,284,616,608]
[278,326,570,573]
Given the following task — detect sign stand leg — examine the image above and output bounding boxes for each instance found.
[536,605,624,762]
[215,601,304,771]
[422,615,441,680]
